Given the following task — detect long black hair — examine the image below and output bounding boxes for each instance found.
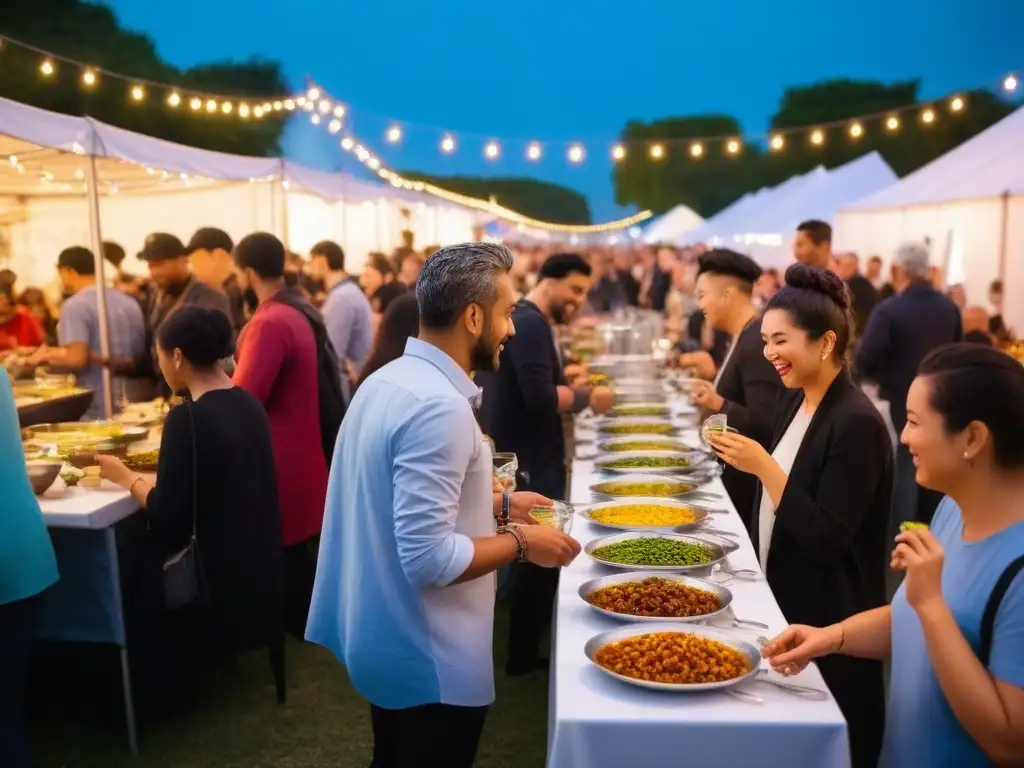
[356,293,420,391]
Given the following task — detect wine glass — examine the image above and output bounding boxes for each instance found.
[492,452,518,493]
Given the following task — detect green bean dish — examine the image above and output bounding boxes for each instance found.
[600,423,675,435]
[609,404,669,417]
[602,456,690,470]
[592,538,716,566]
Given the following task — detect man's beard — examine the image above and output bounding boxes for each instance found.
[470,317,505,373]
[551,300,575,325]
[160,275,191,297]
[243,287,259,312]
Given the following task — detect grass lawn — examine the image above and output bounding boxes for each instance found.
[32,607,549,768]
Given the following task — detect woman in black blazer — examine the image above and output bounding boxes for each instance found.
[710,264,892,768]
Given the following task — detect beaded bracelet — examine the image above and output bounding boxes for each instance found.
[498,524,528,563]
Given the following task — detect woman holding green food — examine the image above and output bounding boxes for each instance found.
[709,265,892,768]
[761,344,1024,768]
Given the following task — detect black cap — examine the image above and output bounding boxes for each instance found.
[697,248,762,284]
[187,227,234,255]
[58,246,97,276]
[138,233,187,262]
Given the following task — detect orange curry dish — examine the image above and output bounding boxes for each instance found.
[586,577,721,618]
[594,631,751,685]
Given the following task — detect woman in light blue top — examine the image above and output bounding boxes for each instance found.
[760,344,1024,767]
[0,373,59,767]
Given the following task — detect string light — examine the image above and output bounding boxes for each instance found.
[167,91,182,108]
[239,103,251,119]
[284,99,296,111]
[770,134,785,152]
[690,142,704,158]
[221,101,233,115]
[526,142,542,161]
[341,137,355,151]
[307,87,321,101]
[311,114,321,125]
[950,96,964,113]
[440,135,456,153]
[885,115,900,132]
[810,129,825,146]
[189,97,202,111]
[333,105,346,119]
[318,99,331,114]
[848,122,863,139]
[484,141,500,159]
[328,119,342,134]
[567,144,584,164]
[611,144,626,161]
[649,144,664,159]
[725,139,740,155]
[81,68,98,88]
[39,59,55,77]
[130,85,146,102]
[205,99,217,113]
[921,107,936,124]
[1004,74,1019,93]
[386,126,402,143]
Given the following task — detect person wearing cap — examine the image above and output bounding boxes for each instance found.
[687,249,784,527]
[28,246,146,419]
[138,232,232,390]
[856,242,962,529]
[186,228,246,332]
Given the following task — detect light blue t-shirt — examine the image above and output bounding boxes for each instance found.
[305,338,497,709]
[0,375,59,605]
[881,496,1024,767]
[320,278,373,397]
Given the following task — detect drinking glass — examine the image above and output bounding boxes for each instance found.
[529,500,574,534]
[492,452,518,493]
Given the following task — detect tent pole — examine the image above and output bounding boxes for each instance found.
[434,205,441,244]
[375,198,384,251]
[278,159,291,250]
[997,190,1010,283]
[84,155,114,419]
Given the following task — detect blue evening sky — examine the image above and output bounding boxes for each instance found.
[106,0,1021,221]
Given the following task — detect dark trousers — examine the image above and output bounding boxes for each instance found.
[284,535,319,640]
[369,703,488,768]
[505,465,565,676]
[0,595,40,768]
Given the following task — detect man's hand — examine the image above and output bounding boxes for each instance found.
[689,379,724,412]
[678,351,716,379]
[519,526,582,568]
[589,385,615,414]
[509,491,550,525]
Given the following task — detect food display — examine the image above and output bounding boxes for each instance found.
[599,421,675,435]
[588,503,699,527]
[600,455,690,470]
[593,631,751,685]
[608,403,670,418]
[588,372,611,387]
[599,438,693,453]
[899,521,928,533]
[586,577,721,618]
[124,450,160,472]
[591,537,716,567]
[593,478,696,497]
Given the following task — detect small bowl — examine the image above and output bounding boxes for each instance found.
[26,461,62,495]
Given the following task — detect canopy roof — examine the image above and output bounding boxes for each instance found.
[641,204,705,244]
[843,105,1024,211]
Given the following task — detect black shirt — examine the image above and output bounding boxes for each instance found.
[617,269,640,306]
[845,274,879,337]
[480,300,567,474]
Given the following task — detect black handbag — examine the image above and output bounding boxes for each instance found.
[161,398,208,610]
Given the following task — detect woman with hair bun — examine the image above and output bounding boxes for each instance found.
[97,305,283,709]
[760,343,1024,767]
[710,264,892,768]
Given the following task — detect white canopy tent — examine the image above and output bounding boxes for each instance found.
[834,105,1024,328]
[640,204,704,244]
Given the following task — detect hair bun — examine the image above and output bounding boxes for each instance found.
[784,263,850,311]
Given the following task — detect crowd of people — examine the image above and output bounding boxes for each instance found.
[1,218,1023,768]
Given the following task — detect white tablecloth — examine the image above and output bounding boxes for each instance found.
[38,481,138,529]
[547,422,850,768]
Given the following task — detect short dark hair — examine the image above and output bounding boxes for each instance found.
[868,255,883,264]
[233,232,285,279]
[697,248,762,294]
[187,227,234,255]
[766,264,853,363]
[0,268,17,289]
[58,246,97,276]
[416,242,514,329]
[157,305,235,368]
[367,252,395,277]
[538,253,592,280]
[990,279,1003,294]
[102,241,126,267]
[918,343,1024,468]
[796,220,832,246]
[310,240,346,271]
[357,293,420,390]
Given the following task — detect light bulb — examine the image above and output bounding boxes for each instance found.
[770,134,785,151]
[328,119,342,134]
[810,129,824,146]
[189,97,202,111]
[485,141,500,159]
[39,59,55,77]
[690,142,704,158]
[611,144,626,161]
[167,91,182,107]
[341,137,355,151]
[1003,74,1019,93]
[368,157,381,170]
[649,144,664,159]
[253,106,264,118]
[307,87,321,101]
[567,144,584,164]
[273,101,284,111]
[221,101,233,114]
[440,135,456,153]
[725,139,740,155]
[387,126,402,143]
[849,122,863,139]
[81,69,97,88]
[284,99,296,111]
[885,115,900,132]
[311,114,321,125]
[950,96,964,112]
[206,99,218,113]
[526,142,542,161]
[239,103,251,118]
[318,99,331,114]
[130,85,146,102]
[921,108,936,124]
[333,105,345,118]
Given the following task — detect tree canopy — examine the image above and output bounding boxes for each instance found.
[614,79,1014,218]
[399,173,593,224]
[0,0,289,156]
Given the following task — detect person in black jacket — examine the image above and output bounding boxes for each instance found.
[686,249,783,526]
[709,265,892,768]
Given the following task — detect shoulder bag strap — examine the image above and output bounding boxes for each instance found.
[185,398,198,543]
[979,554,1024,667]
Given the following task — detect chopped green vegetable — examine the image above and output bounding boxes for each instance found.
[899,521,928,533]
[603,456,689,469]
[592,538,716,566]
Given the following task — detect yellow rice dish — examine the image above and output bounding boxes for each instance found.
[589,504,699,527]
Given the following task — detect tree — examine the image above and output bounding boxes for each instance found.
[400,173,592,224]
[0,0,289,156]
[613,79,1015,218]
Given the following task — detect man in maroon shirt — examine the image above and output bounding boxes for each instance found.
[233,232,327,638]
[0,283,43,351]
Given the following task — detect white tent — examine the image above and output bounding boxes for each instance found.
[641,204,704,244]
[681,187,773,245]
[835,105,1024,328]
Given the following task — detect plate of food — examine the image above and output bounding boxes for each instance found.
[579,572,734,623]
[606,402,671,419]
[597,435,697,453]
[584,530,736,573]
[580,497,716,530]
[584,624,759,692]
[589,473,716,500]
[596,417,678,436]
[594,450,709,475]
[124,449,160,473]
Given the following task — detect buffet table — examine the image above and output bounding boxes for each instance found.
[547,410,851,768]
[37,482,142,754]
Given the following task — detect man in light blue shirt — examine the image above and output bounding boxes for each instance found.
[33,246,146,419]
[307,243,581,768]
[308,240,373,398]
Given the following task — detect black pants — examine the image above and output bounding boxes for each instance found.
[505,465,566,676]
[0,595,40,768]
[369,702,488,768]
[284,535,319,640]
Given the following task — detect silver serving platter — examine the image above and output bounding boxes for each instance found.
[584,623,760,692]
[597,435,698,453]
[596,417,679,437]
[606,401,672,419]
[580,497,716,532]
[595,450,711,475]
[614,388,669,405]
[589,472,717,500]
[579,571,734,624]
[584,530,738,574]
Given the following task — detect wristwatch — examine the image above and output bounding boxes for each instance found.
[499,492,511,526]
